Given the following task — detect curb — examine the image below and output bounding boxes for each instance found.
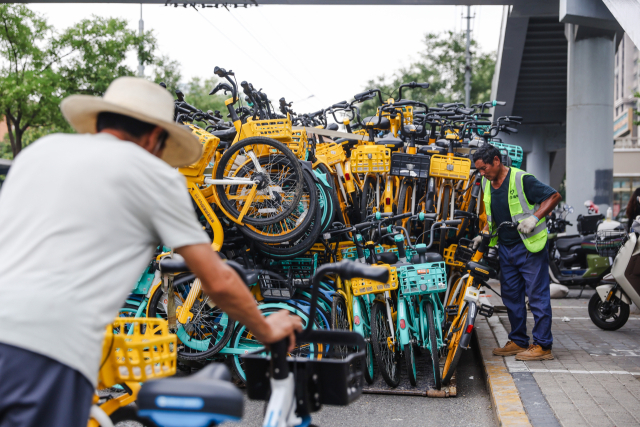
[475,316,531,427]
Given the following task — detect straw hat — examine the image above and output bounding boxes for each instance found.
[60,77,201,167]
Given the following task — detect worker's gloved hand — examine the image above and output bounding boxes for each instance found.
[471,235,482,250]
[517,216,538,234]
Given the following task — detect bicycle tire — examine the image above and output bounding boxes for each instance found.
[331,294,351,359]
[396,178,414,239]
[215,137,303,226]
[241,168,319,246]
[404,342,417,387]
[360,175,378,222]
[442,304,468,385]
[425,300,441,390]
[441,185,450,221]
[371,301,400,388]
[354,296,377,384]
[230,305,320,384]
[147,282,233,361]
[316,163,342,221]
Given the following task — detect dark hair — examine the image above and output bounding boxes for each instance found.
[626,187,640,219]
[96,112,157,137]
[472,144,502,165]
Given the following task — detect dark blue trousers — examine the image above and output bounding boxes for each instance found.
[498,241,553,349]
[0,342,93,427]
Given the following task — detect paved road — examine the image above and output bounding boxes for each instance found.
[486,285,640,427]
[237,343,496,427]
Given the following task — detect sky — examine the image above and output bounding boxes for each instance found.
[30,4,504,113]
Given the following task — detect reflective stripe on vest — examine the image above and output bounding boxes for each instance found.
[482,168,547,253]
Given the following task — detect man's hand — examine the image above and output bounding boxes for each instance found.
[255,310,303,352]
[517,216,538,234]
[471,235,483,250]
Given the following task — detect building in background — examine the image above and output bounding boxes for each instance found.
[613,33,640,218]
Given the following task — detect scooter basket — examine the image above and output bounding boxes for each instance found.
[269,255,318,288]
[243,334,365,409]
[396,262,447,296]
[390,153,430,178]
[595,230,629,257]
[258,272,294,300]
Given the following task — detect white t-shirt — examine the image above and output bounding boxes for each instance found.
[0,133,209,385]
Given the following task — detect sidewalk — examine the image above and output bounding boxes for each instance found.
[478,283,640,426]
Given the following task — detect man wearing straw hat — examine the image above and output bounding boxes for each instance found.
[0,77,302,427]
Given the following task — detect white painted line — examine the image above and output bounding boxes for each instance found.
[497,315,640,320]
[514,367,640,375]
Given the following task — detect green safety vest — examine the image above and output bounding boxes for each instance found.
[482,167,548,253]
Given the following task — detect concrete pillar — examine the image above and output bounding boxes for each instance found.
[526,133,550,185]
[566,24,614,223]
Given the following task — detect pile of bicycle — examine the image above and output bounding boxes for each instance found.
[94,65,529,426]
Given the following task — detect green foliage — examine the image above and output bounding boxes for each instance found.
[182,76,227,116]
[0,4,156,158]
[152,54,182,93]
[359,31,496,117]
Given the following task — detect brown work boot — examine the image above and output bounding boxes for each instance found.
[515,345,554,361]
[492,340,527,356]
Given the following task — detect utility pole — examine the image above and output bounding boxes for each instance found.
[137,4,145,77]
[464,5,472,107]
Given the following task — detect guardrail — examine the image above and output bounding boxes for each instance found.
[614,137,639,149]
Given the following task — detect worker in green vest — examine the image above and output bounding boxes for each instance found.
[472,144,561,361]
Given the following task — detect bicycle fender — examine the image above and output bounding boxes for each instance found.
[396,297,411,348]
[351,298,366,336]
[459,302,477,349]
[300,161,319,183]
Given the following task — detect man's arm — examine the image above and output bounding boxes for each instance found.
[534,192,562,221]
[176,244,302,350]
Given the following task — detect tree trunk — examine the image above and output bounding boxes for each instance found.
[4,112,21,158]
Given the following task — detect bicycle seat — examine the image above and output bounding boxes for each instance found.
[378,251,399,265]
[211,127,237,142]
[375,137,403,151]
[159,258,190,274]
[435,139,462,148]
[467,261,497,281]
[411,252,444,264]
[362,116,390,130]
[138,364,243,427]
[418,145,444,155]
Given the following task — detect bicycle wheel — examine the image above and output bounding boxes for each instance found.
[215,137,303,226]
[230,305,320,384]
[396,178,415,239]
[331,294,351,358]
[242,167,319,246]
[425,300,441,390]
[251,172,324,259]
[442,304,468,385]
[371,301,400,388]
[404,342,417,387]
[148,281,233,361]
[360,175,378,221]
[316,163,342,222]
[440,185,450,221]
[354,296,377,384]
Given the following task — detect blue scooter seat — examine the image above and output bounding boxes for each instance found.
[137,364,243,427]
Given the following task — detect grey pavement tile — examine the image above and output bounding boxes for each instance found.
[584,415,616,427]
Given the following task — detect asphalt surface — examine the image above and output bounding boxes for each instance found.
[237,341,495,427]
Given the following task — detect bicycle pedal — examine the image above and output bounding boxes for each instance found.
[445,305,459,316]
[478,303,494,318]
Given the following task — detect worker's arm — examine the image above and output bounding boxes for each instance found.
[533,192,562,221]
[176,244,302,350]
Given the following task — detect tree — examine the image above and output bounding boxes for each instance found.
[0,5,156,159]
[359,31,496,117]
[151,54,182,93]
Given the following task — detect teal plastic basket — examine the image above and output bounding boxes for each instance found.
[269,254,318,287]
[340,245,385,261]
[396,262,447,296]
[489,141,523,168]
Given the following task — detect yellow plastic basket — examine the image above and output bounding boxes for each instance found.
[429,155,471,180]
[443,244,465,268]
[350,145,391,174]
[351,265,398,296]
[246,118,292,140]
[98,318,177,387]
[179,125,219,177]
[289,130,309,160]
[315,142,346,166]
